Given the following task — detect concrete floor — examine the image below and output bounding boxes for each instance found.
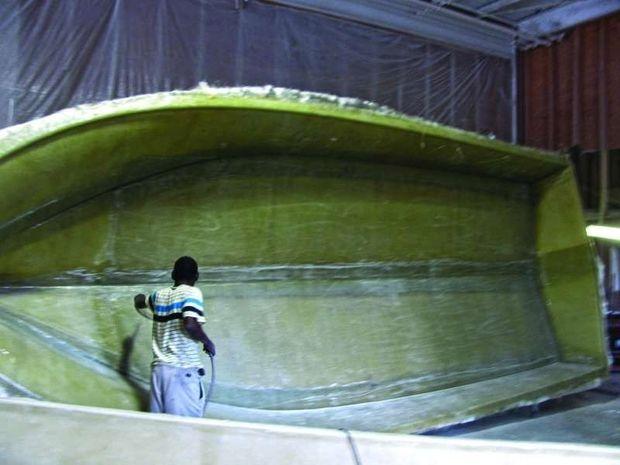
[2,396,620,465]
[3,368,619,448]
[426,372,620,446]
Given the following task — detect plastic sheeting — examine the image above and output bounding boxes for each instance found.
[0,0,512,139]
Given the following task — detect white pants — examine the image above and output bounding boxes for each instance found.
[150,364,205,417]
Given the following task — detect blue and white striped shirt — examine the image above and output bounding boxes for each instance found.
[144,284,206,368]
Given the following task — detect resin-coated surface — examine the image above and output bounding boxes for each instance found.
[0,88,609,432]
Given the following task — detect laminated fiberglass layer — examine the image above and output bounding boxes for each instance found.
[0,88,609,432]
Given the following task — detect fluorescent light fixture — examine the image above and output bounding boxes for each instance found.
[586,225,620,241]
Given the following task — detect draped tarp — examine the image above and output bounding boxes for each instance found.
[0,0,512,139]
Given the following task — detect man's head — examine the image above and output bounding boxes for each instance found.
[171,256,199,285]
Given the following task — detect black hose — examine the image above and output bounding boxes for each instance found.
[202,354,215,416]
[340,428,363,465]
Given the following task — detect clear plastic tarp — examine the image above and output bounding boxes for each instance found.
[0,0,512,139]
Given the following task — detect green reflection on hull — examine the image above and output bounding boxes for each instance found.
[0,88,608,431]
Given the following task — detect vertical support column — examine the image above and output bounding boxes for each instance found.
[370,39,379,103]
[233,0,248,86]
[424,44,431,120]
[546,45,555,150]
[0,1,19,127]
[450,52,456,127]
[396,78,404,113]
[511,40,518,144]
[571,29,581,148]
[520,50,528,145]
[474,54,481,134]
[598,22,608,224]
[7,98,14,125]
[198,0,207,82]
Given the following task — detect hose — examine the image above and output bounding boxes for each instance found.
[340,428,363,465]
[202,354,216,416]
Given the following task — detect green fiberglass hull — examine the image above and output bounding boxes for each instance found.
[0,87,609,432]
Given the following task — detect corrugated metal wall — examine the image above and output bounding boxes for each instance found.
[519,12,620,152]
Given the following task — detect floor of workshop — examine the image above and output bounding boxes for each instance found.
[3,370,619,446]
[425,372,620,446]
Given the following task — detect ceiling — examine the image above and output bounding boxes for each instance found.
[433,0,620,36]
[265,0,620,58]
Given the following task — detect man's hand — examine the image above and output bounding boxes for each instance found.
[134,294,147,309]
[203,339,216,357]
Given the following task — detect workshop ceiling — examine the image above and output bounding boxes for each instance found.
[265,0,620,58]
[447,0,620,35]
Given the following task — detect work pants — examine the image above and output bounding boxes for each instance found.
[150,364,205,417]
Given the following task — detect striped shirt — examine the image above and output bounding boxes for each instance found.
[144,284,206,368]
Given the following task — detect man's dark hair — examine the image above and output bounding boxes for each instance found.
[172,256,199,283]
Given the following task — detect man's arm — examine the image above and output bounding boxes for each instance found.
[133,293,153,320]
[183,316,216,356]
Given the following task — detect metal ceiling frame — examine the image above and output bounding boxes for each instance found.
[264,0,620,56]
[479,0,523,15]
[263,0,518,59]
[518,0,620,37]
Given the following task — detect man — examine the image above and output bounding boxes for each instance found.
[133,256,216,417]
